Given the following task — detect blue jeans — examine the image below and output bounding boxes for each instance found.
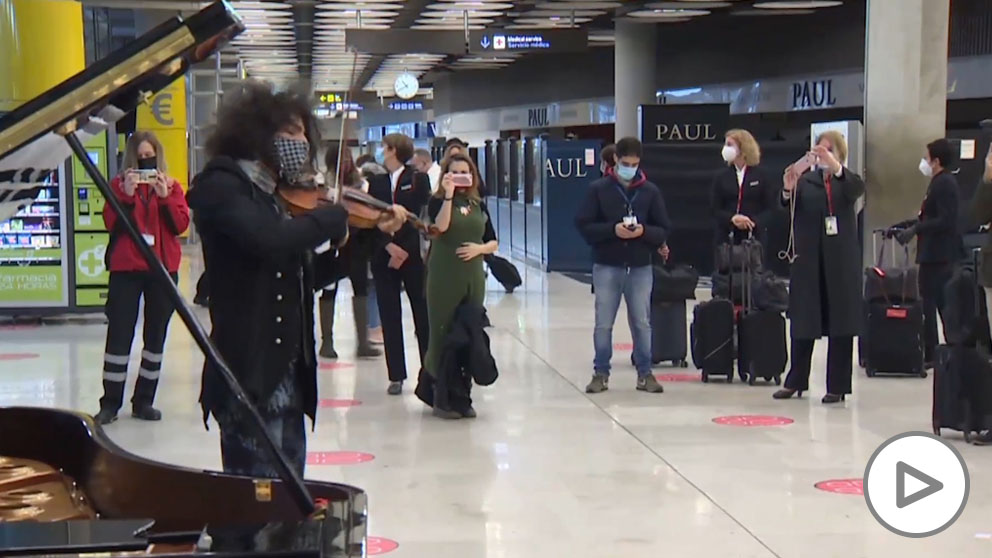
[367,283,381,329]
[592,264,653,377]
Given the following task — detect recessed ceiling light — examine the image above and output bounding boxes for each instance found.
[431,1,515,9]
[513,16,593,24]
[534,1,621,8]
[645,1,731,8]
[627,8,709,17]
[732,7,816,15]
[752,1,842,8]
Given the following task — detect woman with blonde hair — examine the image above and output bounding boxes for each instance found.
[773,130,865,404]
[711,128,777,245]
[422,153,497,418]
[96,131,189,425]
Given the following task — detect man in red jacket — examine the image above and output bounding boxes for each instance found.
[96,131,190,425]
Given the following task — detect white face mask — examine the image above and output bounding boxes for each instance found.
[919,157,933,177]
[721,144,738,163]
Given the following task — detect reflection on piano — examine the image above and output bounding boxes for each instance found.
[0,2,368,557]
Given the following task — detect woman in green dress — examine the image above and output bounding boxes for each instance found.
[424,153,498,419]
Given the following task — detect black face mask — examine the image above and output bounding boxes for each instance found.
[137,156,157,170]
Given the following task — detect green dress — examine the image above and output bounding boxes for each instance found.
[424,193,496,376]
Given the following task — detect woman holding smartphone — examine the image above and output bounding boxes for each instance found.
[423,153,498,419]
[96,131,189,425]
[774,131,864,404]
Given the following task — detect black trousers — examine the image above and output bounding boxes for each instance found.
[919,262,952,362]
[373,251,429,382]
[100,271,178,411]
[335,228,374,297]
[785,336,854,394]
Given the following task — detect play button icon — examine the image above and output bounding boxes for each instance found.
[864,432,969,537]
[896,461,943,509]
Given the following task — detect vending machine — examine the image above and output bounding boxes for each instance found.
[69,132,112,309]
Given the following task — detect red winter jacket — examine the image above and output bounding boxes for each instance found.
[103,175,190,273]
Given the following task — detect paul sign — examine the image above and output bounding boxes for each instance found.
[638,104,730,144]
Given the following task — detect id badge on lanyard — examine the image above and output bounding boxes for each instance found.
[137,187,156,245]
[824,175,838,236]
[617,183,639,227]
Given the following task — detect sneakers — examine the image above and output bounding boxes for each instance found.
[636,375,664,393]
[585,374,609,393]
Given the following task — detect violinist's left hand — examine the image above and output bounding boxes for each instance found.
[378,204,409,234]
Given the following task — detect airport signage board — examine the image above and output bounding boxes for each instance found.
[638,104,730,144]
[470,29,587,54]
[345,29,587,55]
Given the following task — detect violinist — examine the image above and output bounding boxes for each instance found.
[369,133,432,396]
[186,82,407,477]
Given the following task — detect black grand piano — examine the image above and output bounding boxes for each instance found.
[0,2,368,557]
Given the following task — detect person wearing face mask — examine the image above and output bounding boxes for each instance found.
[711,129,777,246]
[889,138,964,367]
[419,153,498,418]
[186,82,407,477]
[368,133,433,396]
[95,131,189,425]
[774,131,865,404]
[575,137,671,395]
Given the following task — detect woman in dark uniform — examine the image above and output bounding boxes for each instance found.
[711,128,777,246]
[424,153,498,419]
[773,131,865,404]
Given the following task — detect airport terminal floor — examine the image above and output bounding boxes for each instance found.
[1,248,989,557]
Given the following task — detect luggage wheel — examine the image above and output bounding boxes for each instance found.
[933,423,941,437]
[866,368,877,378]
[774,375,782,386]
[701,372,709,383]
[748,374,756,386]
[673,359,688,368]
[919,370,928,379]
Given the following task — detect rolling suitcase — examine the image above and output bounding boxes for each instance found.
[651,300,688,367]
[932,345,992,442]
[736,240,787,385]
[864,301,926,377]
[691,298,735,383]
[485,254,522,293]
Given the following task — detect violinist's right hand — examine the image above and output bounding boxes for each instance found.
[123,170,138,197]
[378,204,409,234]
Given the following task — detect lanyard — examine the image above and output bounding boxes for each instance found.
[824,174,834,216]
[614,182,639,214]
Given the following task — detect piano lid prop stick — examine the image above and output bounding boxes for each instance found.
[64,131,317,518]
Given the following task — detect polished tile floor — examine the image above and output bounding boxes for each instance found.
[1,249,991,557]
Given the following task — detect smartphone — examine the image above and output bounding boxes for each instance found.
[451,174,473,188]
[791,153,814,175]
[135,169,157,184]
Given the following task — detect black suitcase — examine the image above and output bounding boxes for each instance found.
[652,300,688,367]
[860,230,922,370]
[485,254,522,293]
[932,345,992,442]
[691,298,735,383]
[864,301,926,377]
[735,240,787,385]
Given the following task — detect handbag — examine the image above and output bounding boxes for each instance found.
[752,272,789,312]
[715,239,763,274]
[652,263,699,302]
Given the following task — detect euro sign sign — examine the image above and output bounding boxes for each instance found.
[151,93,174,126]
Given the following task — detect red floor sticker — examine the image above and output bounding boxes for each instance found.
[307,451,374,465]
[656,373,700,382]
[815,479,863,495]
[614,342,633,351]
[319,362,355,371]
[318,399,362,408]
[0,325,39,331]
[367,537,399,555]
[712,415,795,427]
[0,353,40,361]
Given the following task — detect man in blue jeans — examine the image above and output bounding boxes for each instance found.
[575,137,670,393]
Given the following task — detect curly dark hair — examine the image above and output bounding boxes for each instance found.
[205,80,319,179]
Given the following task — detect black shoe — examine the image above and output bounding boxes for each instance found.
[132,406,162,421]
[772,388,803,400]
[821,393,846,404]
[94,408,118,425]
[387,381,403,396]
[432,407,463,420]
[461,406,477,419]
[193,295,208,307]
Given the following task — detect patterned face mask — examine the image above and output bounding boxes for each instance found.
[273,136,310,185]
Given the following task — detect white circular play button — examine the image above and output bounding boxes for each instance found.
[864,432,970,537]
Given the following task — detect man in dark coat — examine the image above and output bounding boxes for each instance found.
[187,83,406,477]
[774,132,864,404]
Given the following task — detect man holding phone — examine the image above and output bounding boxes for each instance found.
[575,137,671,394]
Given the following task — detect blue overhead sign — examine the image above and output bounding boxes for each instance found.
[388,101,424,111]
[470,29,587,54]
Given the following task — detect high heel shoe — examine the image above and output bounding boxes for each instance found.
[821,393,846,404]
[772,388,803,400]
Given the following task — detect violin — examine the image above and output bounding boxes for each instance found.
[277,182,436,236]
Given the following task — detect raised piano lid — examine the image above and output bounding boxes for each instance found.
[0,0,242,159]
[0,407,367,556]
